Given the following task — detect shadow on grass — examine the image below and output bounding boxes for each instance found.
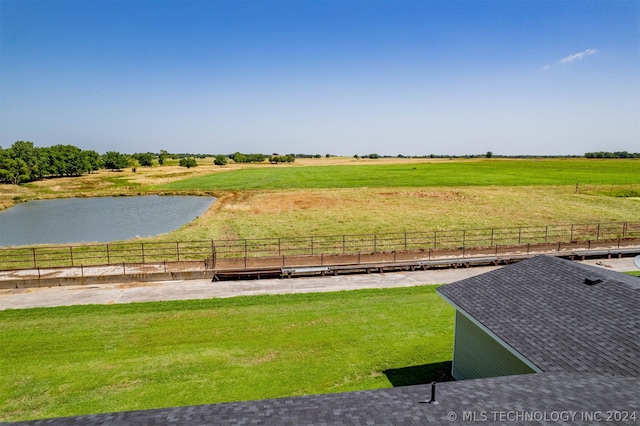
[384,361,454,387]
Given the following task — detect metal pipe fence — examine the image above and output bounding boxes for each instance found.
[1,221,638,272]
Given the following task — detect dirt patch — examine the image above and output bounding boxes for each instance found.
[252,193,341,214]
[217,191,342,215]
[254,352,279,364]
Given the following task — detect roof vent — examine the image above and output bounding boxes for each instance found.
[584,277,603,286]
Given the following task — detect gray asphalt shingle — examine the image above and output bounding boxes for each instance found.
[7,373,639,425]
[437,255,640,377]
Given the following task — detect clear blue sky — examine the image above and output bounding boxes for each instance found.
[1,0,638,156]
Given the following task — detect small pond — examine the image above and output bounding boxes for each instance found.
[0,195,215,246]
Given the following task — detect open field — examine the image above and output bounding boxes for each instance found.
[158,186,640,241]
[0,156,445,210]
[1,158,639,243]
[0,286,453,422]
[159,158,640,190]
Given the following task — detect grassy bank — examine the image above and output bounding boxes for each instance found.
[0,286,453,422]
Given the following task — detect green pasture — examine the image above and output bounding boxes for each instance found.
[0,286,453,422]
[159,159,640,191]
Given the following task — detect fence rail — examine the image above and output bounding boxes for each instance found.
[1,221,639,272]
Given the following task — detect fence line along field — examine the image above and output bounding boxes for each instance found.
[1,221,638,271]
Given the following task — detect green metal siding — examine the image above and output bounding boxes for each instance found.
[452,311,536,380]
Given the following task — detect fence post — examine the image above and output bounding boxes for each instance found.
[404,232,407,251]
[596,223,600,240]
[32,248,37,268]
[490,228,494,246]
[342,235,346,254]
[141,243,145,263]
[373,234,377,253]
[310,237,314,255]
[278,238,281,256]
[433,231,437,249]
[70,246,74,266]
[570,224,574,241]
[176,242,180,262]
[545,226,548,243]
[518,227,522,245]
[106,244,110,264]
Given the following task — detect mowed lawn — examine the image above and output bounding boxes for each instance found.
[0,286,453,422]
[159,159,640,191]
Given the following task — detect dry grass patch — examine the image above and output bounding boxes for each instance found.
[153,186,640,241]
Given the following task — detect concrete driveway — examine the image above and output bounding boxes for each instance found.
[0,257,636,310]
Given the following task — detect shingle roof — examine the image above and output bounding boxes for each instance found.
[8,373,639,425]
[436,255,640,377]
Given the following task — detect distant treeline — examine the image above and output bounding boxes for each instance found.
[0,142,302,185]
[0,141,135,184]
[584,151,639,158]
[2,140,638,185]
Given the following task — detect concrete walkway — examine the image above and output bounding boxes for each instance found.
[0,257,637,310]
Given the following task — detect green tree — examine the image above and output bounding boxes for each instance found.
[230,152,245,163]
[9,141,40,181]
[133,152,154,167]
[179,157,198,168]
[269,154,295,163]
[0,156,30,184]
[214,155,228,166]
[46,145,88,177]
[486,151,493,158]
[102,151,129,171]
[230,152,265,163]
[83,150,102,173]
[158,150,169,166]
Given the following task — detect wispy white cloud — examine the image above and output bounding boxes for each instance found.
[558,48,599,64]
[543,48,599,71]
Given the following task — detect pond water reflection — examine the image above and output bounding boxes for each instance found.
[0,195,215,246]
